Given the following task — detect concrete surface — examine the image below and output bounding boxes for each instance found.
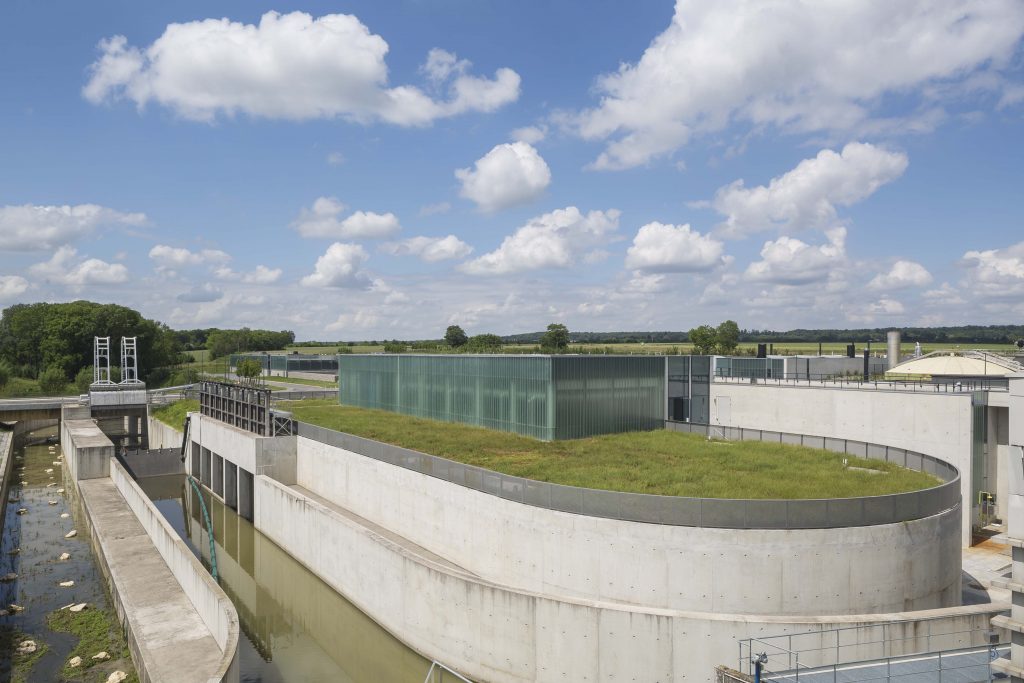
[255,473,1004,683]
[79,469,237,683]
[0,431,13,539]
[147,414,185,450]
[61,415,115,480]
[709,383,977,545]
[292,432,961,615]
[63,415,239,683]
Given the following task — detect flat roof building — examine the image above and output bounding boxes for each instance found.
[337,354,665,440]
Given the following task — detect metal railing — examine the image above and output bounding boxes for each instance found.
[713,374,1009,392]
[739,618,1008,683]
[294,420,960,529]
[423,660,472,683]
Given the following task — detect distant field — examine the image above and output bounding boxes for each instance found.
[195,340,1018,361]
[266,377,338,389]
[286,399,938,499]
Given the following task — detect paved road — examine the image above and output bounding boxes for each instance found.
[764,645,1009,683]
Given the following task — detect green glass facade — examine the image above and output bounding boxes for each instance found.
[230,353,337,374]
[337,354,666,440]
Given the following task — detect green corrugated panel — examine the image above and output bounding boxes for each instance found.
[551,356,665,439]
[337,354,667,440]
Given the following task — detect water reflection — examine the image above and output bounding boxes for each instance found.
[138,474,431,683]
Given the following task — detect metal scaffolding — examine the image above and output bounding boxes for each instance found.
[93,336,114,385]
[120,336,142,385]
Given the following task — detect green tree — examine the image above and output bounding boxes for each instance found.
[38,366,67,395]
[235,358,264,385]
[716,320,740,354]
[688,325,718,354]
[0,361,10,389]
[467,333,503,352]
[75,366,93,394]
[383,342,406,353]
[444,325,468,348]
[540,323,570,352]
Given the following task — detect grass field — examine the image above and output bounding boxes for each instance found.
[267,376,338,388]
[284,399,938,499]
[275,341,1017,357]
[152,399,198,428]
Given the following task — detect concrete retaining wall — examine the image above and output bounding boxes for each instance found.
[708,383,976,545]
[109,458,239,668]
[294,433,961,616]
[255,474,1001,683]
[0,431,13,538]
[147,414,185,450]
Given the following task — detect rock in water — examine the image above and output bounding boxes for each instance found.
[65,530,77,538]
[15,508,27,516]
[0,573,17,582]
[107,672,128,683]
[68,656,82,667]
[59,580,75,587]
[92,651,110,661]
[61,513,70,519]
[16,640,36,655]
[68,602,88,612]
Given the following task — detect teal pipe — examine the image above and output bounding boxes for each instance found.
[187,474,219,583]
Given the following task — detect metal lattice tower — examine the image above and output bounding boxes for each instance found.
[93,336,113,385]
[120,336,141,384]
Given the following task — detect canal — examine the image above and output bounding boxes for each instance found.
[136,473,435,683]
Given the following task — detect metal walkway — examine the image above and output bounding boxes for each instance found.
[763,645,1009,683]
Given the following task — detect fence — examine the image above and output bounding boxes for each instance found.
[738,617,1007,683]
[713,375,1008,392]
[294,420,959,529]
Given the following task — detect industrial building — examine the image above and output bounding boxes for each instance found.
[337,353,665,440]
[229,352,337,378]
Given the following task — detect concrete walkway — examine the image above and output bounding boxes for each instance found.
[79,476,225,683]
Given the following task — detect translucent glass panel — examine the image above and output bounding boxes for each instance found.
[667,355,711,424]
[715,357,784,379]
[552,356,665,439]
[337,354,668,440]
[338,355,555,440]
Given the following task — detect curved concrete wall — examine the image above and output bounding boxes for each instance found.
[293,432,960,616]
[256,475,995,683]
[707,383,976,544]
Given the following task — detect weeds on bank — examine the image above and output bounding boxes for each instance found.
[0,626,50,683]
[46,607,137,682]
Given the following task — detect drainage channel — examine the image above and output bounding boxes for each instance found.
[0,425,137,682]
[137,473,436,682]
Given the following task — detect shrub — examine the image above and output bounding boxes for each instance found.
[38,366,67,395]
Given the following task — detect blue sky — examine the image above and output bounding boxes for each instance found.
[1,1,1023,340]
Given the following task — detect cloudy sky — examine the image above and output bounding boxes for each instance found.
[1,1,1023,340]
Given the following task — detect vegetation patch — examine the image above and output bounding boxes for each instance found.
[0,627,50,683]
[46,607,137,682]
[266,376,338,388]
[286,399,939,499]
[151,399,199,429]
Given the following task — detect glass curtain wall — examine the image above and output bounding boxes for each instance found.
[551,356,665,439]
[667,356,711,424]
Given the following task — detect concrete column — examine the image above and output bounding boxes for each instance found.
[224,462,238,510]
[201,447,211,486]
[238,468,254,522]
[191,443,201,478]
[992,374,1024,681]
[212,453,224,498]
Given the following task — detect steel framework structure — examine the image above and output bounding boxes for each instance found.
[93,336,114,385]
[120,336,142,384]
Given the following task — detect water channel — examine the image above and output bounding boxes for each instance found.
[137,473,434,683]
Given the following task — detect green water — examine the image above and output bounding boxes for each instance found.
[138,474,434,683]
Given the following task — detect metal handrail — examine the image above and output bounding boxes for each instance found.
[186,473,219,583]
[423,660,473,683]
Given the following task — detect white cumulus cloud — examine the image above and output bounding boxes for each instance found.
[961,241,1024,298]
[571,0,1024,169]
[291,197,401,239]
[382,235,473,262]
[867,260,933,290]
[744,228,847,284]
[214,264,282,284]
[708,143,908,239]
[0,275,30,299]
[625,222,726,272]
[29,246,129,287]
[510,125,547,144]
[149,244,231,268]
[301,242,371,288]
[456,142,551,212]
[460,207,619,275]
[0,203,147,251]
[83,11,520,125]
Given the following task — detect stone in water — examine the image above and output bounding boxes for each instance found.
[65,530,77,538]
